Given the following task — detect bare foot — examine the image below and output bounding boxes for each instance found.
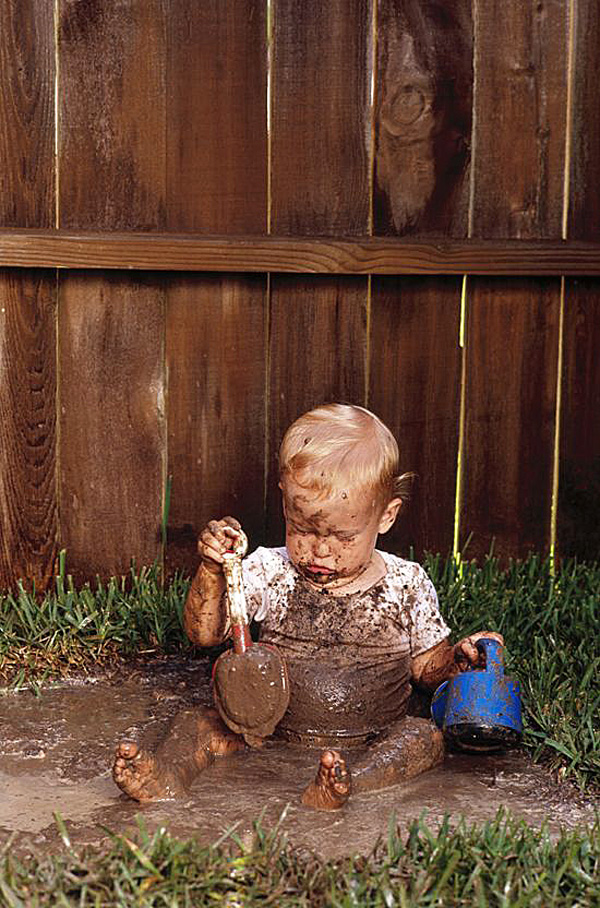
[301,749,351,810]
[112,707,245,803]
[112,741,186,802]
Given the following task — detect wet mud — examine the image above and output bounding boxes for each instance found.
[0,657,597,859]
[213,644,290,742]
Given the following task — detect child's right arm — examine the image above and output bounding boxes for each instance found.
[183,517,243,646]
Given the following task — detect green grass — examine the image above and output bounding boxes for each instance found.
[0,554,598,791]
[424,554,600,792]
[1,810,598,907]
[0,563,191,687]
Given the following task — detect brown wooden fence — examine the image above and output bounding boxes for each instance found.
[1,0,599,590]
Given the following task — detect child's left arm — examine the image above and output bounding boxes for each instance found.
[411,631,504,692]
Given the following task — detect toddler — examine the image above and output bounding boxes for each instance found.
[113,404,500,809]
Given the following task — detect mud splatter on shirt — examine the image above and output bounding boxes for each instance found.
[238,548,449,740]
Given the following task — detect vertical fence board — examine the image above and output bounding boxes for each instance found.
[567,0,600,241]
[58,0,167,580]
[374,0,472,236]
[0,1,56,589]
[166,0,267,231]
[266,276,368,542]
[269,2,371,541]
[165,1,268,572]
[369,277,462,558]
[462,279,560,560]
[558,4,600,559]
[59,273,164,582]
[0,272,57,590]
[371,1,469,559]
[166,276,266,575]
[463,1,567,560]
[558,281,600,560]
[58,0,166,229]
[470,0,568,239]
[271,0,371,234]
[0,0,55,227]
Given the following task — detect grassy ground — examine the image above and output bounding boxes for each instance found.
[0,554,598,905]
[1,811,599,906]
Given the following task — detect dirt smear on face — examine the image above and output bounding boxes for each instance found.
[0,656,597,859]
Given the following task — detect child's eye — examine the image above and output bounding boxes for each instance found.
[336,532,356,542]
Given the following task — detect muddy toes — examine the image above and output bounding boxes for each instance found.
[112,740,180,802]
[301,749,351,810]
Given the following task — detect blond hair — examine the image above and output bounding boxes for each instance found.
[279,403,414,506]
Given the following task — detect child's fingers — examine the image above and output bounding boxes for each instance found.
[199,518,244,562]
[455,632,505,670]
[222,516,242,533]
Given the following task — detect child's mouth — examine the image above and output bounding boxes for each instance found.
[301,564,337,583]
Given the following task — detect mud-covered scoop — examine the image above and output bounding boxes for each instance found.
[212,531,290,745]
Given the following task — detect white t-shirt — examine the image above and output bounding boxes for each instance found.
[239,547,450,741]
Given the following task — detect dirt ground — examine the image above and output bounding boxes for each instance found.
[0,657,597,859]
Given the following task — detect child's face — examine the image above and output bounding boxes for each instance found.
[280,474,401,590]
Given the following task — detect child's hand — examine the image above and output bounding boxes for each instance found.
[453,631,504,671]
[198,517,244,574]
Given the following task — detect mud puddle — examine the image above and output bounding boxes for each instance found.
[1,657,597,859]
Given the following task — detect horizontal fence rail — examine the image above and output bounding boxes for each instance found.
[1,231,600,275]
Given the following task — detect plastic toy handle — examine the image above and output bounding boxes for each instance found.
[475,637,505,674]
[221,530,249,646]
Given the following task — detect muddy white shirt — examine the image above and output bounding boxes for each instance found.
[240,547,450,743]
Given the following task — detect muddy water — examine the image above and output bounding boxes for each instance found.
[0,657,597,859]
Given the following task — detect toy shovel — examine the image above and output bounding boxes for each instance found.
[212,531,290,745]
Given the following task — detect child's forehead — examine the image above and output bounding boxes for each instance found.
[281,476,377,516]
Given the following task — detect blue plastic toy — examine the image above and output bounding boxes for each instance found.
[431,637,523,752]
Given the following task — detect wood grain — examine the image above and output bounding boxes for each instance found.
[374,0,472,236]
[266,276,368,543]
[558,279,600,560]
[0,0,55,227]
[58,0,166,229]
[369,276,462,558]
[557,3,600,559]
[268,4,372,541]
[470,0,568,239]
[461,278,560,560]
[0,1,57,589]
[463,1,567,561]
[57,1,167,581]
[165,276,267,574]
[59,272,165,582]
[2,231,600,274]
[567,0,600,241]
[271,0,371,234]
[164,1,268,572]
[0,271,57,590]
[166,0,267,232]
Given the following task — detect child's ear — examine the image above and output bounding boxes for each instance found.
[378,498,402,534]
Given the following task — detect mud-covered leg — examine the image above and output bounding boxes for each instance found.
[112,706,245,802]
[351,717,444,794]
[302,749,351,810]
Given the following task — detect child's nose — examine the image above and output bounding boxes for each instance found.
[312,537,331,558]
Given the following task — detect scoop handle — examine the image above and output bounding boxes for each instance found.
[221,530,250,654]
[475,637,505,674]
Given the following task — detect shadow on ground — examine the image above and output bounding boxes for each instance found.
[0,656,597,858]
